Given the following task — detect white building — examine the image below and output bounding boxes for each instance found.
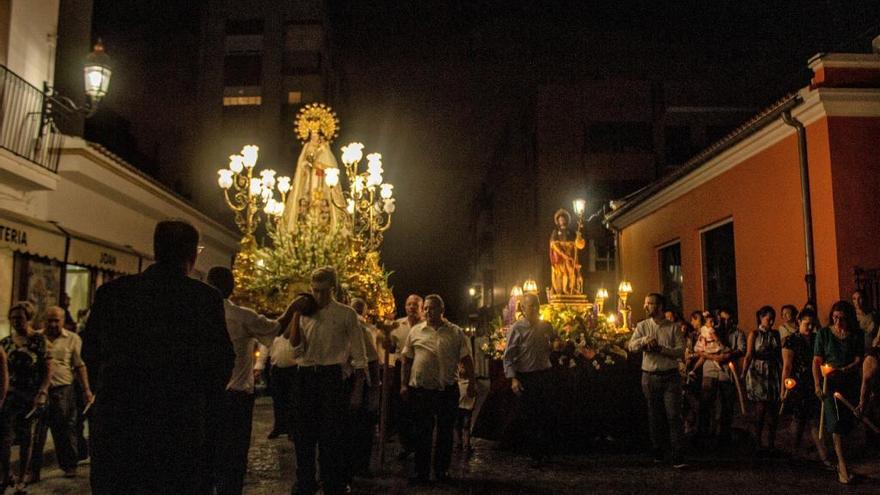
[0,0,239,335]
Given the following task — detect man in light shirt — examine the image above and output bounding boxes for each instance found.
[207,266,298,495]
[389,294,423,459]
[32,306,93,479]
[290,267,367,495]
[502,293,556,467]
[256,336,299,440]
[401,294,475,485]
[627,293,686,469]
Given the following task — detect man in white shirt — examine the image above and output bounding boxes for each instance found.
[401,294,475,485]
[256,336,299,440]
[388,294,423,459]
[207,267,298,495]
[290,267,367,495]
[32,306,94,479]
[627,293,686,469]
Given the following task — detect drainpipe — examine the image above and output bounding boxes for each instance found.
[781,110,817,308]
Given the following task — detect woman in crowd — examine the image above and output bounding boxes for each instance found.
[780,310,830,465]
[0,302,52,488]
[812,301,863,484]
[742,306,781,453]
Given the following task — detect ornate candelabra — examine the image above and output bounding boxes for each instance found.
[216,145,291,245]
[323,142,396,253]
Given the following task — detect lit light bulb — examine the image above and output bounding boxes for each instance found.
[572,198,586,217]
[618,280,633,294]
[607,313,617,324]
[260,169,277,189]
[241,145,259,168]
[228,155,244,173]
[366,153,383,174]
[260,186,273,204]
[217,169,234,189]
[341,142,364,165]
[596,288,609,300]
[249,178,262,195]
[367,172,383,187]
[383,198,396,214]
[353,176,365,194]
[346,199,355,214]
[380,183,394,199]
[324,167,340,187]
[510,285,523,297]
[276,176,291,193]
[264,198,277,214]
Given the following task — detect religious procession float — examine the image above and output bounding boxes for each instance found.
[215,103,396,319]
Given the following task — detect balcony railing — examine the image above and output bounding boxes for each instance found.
[0,64,61,173]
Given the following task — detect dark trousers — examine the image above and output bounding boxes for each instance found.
[74,380,88,460]
[410,385,459,480]
[33,385,79,474]
[346,386,378,480]
[641,372,685,462]
[291,365,347,495]
[218,390,255,495]
[0,395,37,484]
[392,363,415,452]
[518,369,555,460]
[699,377,736,442]
[270,365,297,435]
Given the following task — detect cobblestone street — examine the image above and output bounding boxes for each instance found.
[17,397,880,494]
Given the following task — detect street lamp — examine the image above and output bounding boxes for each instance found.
[618,280,633,329]
[83,40,112,102]
[523,279,538,294]
[43,40,113,127]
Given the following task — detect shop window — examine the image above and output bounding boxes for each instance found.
[14,254,62,328]
[65,264,93,327]
[658,242,683,313]
[702,221,738,315]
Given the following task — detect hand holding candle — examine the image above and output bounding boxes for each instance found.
[778,378,797,416]
[818,364,833,440]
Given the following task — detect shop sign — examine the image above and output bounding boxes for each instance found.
[0,216,66,261]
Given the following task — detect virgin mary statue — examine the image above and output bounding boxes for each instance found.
[282,103,348,234]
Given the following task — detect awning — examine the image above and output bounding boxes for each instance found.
[0,210,66,261]
[65,232,140,274]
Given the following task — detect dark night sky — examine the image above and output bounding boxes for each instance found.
[91,0,879,320]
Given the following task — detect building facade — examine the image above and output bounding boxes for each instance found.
[606,51,880,322]
[0,0,239,335]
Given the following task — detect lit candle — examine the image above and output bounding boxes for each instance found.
[818,364,833,440]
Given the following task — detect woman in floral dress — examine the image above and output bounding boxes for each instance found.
[743,305,781,452]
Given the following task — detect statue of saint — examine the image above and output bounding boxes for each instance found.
[282,104,347,233]
[549,209,585,295]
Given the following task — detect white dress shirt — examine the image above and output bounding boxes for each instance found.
[402,321,471,390]
[224,299,280,393]
[627,316,684,373]
[293,300,367,369]
[389,316,420,366]
[254,336,299,370]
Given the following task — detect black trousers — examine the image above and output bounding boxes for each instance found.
[218,390,255,495]
[391,363,415,452]
[410,385,459,480]
[270,365,297,435]
[517,369,556,460]
[699,377,736,441]
[291,365,347,495]
[33,385,79,474]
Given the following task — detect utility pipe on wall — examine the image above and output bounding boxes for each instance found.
[781,110,817,308]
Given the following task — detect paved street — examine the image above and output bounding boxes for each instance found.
[20,397,880,494]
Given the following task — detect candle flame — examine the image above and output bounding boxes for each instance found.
[833,391,844,400]
[821,364,834,377]
[784,378,796,390]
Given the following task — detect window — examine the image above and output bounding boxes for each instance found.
[287,91,302,104]
[702,221,737,315]
[283,51,321,75]
[64,264,92,326]
[223,95,262,106]
[584,121,653,153]
[226,19,264,36]
[285,23,323,51]
[224,54,262,87]
[658,242,683,313]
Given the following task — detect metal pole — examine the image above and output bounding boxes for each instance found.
[781,110,817,309]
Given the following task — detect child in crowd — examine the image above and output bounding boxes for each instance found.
[691,311,729,380]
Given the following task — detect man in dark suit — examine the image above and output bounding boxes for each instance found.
[82,220,234,494]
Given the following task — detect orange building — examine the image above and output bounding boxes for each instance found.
[605,52,880,324]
